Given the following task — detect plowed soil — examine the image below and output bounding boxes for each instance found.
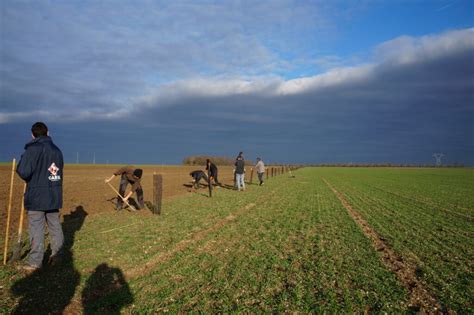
[0,164,239,242]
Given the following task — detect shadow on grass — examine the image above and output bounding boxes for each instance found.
[10,206,134,314]
[81,263,133,314]
[10,206,87,314]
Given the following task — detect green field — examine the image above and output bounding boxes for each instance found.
[1,167,473,313]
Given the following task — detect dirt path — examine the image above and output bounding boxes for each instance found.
[322,178,449,314]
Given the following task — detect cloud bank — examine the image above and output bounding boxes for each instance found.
[0,1,472,164]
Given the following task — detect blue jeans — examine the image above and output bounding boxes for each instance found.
[236,173,245,190]
[27,210,64,268]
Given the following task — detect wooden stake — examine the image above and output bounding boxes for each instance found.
[3,158,16,265]
[249,167,253,184]
[208,172,213,197]
[152,174,162,215]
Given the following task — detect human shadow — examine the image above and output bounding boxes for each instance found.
[182,182,210,190]
[222,183,237,190]
[10,206,88,315]
[81,263,133,314]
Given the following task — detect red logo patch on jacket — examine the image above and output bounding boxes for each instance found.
[48,163,61,181]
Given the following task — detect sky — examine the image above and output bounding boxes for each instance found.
[1,0,473,165]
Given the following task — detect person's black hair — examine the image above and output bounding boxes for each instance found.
[133,169,143,179]
[31,122,48,138]
[206,159,210,163]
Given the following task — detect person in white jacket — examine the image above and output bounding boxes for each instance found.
[255,157,265,186]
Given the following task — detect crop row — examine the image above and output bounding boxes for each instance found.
[318,168,473,313]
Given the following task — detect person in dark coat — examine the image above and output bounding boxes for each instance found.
[16,122,65,271]
[189,170,208,189]
[234,155,246,191]
[105,166,144,210]
[206,159,221,186]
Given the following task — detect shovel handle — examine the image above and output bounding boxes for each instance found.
[17,183,27,241]
[106,182,137,211]
[3,158,16,265]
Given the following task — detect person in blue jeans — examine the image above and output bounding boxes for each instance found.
[235,155,246,191]
[16,122,64,272]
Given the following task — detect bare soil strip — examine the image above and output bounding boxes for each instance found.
[322,178,449,314]
[124,202,257,279]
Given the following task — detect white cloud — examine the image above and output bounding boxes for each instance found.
[1,27,473,124]
[374,28,474,65]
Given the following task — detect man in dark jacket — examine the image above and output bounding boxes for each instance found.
[234,155,246,191]
[189,170,208,189]
[205,159,221,186]
[16,122,64,271]
[105,166,144,210]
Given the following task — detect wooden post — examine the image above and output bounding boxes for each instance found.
[266,169,269,179]
[249,167,253,184]
[207,171,213,197]
[153,174,163,214]
[3,158,16,265]
[271,167,274,177]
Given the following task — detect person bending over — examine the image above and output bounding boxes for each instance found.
[189,170,208,189]
[105,166,144,210]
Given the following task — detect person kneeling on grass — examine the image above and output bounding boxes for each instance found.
[190,170,208,189]
[105,166,144,210]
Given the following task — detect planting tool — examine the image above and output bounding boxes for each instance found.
[10,183,26,263]
[3,158,16,265]
[106,182,137,211]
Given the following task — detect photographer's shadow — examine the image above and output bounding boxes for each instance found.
[81,263,133,314]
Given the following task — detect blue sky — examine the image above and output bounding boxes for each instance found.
[1,0,473,165]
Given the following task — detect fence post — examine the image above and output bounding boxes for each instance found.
[207,170,213,197]
[266,169,269,179]
[271,167,274,177]
[249,167,253,184]
[153,174,163,215]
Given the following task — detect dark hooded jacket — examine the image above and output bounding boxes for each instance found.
[16,136,64,211]
[205,162,218,177]
[190,170,208,182]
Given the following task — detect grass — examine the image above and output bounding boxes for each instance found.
[317,167,474,313]
[1,167,472,313]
